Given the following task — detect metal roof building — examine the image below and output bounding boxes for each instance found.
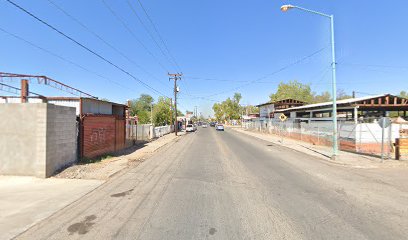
[274,94,408,123]
[0,96,127,117]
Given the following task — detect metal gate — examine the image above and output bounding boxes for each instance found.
[81,115,125,159]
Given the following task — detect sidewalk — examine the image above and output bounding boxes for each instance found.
[0,176,102,240]
[230,126,408,169]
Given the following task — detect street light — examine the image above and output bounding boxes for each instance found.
[280,5,294,12]
[280,4,338,159]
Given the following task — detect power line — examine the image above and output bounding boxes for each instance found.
[204,46,329,98]
[308,65,332,87]
[126,0,177,72]
[0,26,134,93]
[339,63,408,70]
[100,0,169,73]
[184,76,250,83]
[136,0,182,72]
[179,92,220,103]
[5,0,168,97]
[46,0,169,88]
[1,27,184,110]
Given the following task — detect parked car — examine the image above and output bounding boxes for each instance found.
[210,122,216,127]
[186,124,195,132]
[216,124,224,131]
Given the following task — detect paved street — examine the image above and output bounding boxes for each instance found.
[17,127,408,240]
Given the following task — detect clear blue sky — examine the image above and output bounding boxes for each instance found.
[1,0,407,117]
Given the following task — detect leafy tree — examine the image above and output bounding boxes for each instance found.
[212,92,243,121]
[212,103,224,121]
[177,110,184,117]
[313,91,331,103]
[269,80,313,103]
[399,91,408,98]
[244,105,259,114]
[152,97,172,126]
[129,94,154,124]
[233,92,242,104]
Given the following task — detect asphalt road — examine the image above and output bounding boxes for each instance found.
[17,127,408,240]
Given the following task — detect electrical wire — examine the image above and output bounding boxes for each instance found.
[100,0,169,73]
[0,26,184,112]
[135,0,182,73]
[204,46,329,98]
[0,26,132,93]
[5,0,168,97]
[340,63,408,70]
[126,0,176,72]
[46,0,169,88]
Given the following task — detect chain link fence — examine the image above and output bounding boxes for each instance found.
[244,119,408,159]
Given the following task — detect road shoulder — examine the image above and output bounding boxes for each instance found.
[56,132,183,180]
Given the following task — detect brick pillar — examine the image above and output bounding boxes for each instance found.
[21,79,29,103]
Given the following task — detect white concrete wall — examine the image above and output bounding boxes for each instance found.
[47,99,80,115]
[0,103,77,178]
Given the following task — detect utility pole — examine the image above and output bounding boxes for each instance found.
[169,73,182,136]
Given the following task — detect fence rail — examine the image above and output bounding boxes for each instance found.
[126,124,174,142]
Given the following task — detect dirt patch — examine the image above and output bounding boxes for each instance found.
[55,133,181,180]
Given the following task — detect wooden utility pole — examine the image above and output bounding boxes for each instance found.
[168,73,182,136]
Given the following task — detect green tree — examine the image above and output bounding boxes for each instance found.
[269,80,313,103]
[244,105,259,114]
[152,97,172,126]
[129,94,154,124]
[313,91,331,103]
[177,110,184,117]
[212,92,243,121]
[212,103,224,121]
[399,91,408,98]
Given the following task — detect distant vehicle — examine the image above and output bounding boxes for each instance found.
[186,124,195,132]
[202,123,208,128]
[210,122,216,127]
[216,124,224,131]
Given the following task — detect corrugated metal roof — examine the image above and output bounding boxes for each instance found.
[275,94,390,112]
[256,98,306,107]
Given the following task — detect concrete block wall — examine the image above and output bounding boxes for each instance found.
[46,104,77,177]
[0,103,77,178]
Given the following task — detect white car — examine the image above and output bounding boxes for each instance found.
[216,124,224,131]
[186,124,195,132]
[202,123,208,128]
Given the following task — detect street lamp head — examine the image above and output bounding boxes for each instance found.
[280,4,294,12]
